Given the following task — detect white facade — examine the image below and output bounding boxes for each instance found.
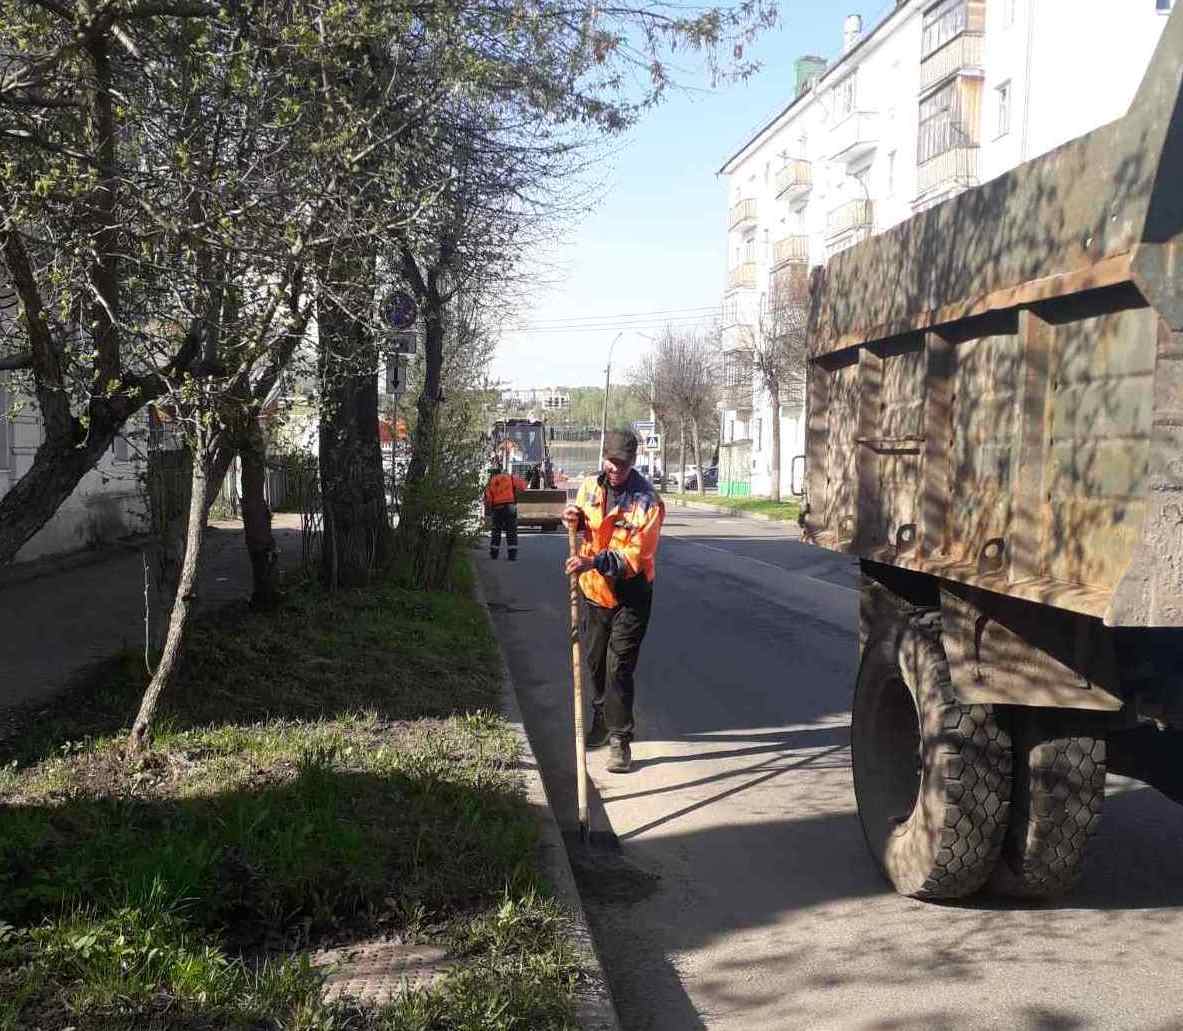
[718,0,1173,498]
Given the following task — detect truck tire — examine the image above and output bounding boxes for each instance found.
[991,712,1106,899]
[853,616,1013,899]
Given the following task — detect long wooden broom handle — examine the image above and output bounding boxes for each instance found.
[568,522,589,835]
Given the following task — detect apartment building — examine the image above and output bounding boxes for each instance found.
[717,0,1173,497]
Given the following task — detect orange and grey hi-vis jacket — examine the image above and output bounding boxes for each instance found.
[484,472,527,508]
[573,470,665,608]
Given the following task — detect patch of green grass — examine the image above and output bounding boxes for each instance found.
[0,574,500,772]
[378,890,580,1031]
[0,904,332,1030]
[670,493,801,521]
[0,558,581,1029]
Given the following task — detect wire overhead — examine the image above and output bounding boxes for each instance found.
[502,303,724,335]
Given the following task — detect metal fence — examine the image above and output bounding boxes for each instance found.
[718,440,753,497]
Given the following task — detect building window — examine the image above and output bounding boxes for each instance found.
[996,80,1012,137]
[835,72,857,121]
[0,384,10,471]
[755,418,763,451]
[887,150,897,195]
[922,0,969,59]
[917,81,971,164]
[742,230,756,264]
[113,434,130,462]
[1157,0,1173,12]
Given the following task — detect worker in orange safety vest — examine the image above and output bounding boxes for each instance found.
[562,428,665,773]
[484,464,528,561]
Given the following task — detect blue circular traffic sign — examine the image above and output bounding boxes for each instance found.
[383,290,417,330]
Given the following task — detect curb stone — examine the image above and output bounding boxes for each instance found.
[663,494,801,528]
[472,573,623,1031]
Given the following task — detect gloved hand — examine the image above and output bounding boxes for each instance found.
[561,504,583,530]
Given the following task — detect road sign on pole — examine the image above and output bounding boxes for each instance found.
[386,329,417,355]
[383,290,417,330]
[385,355,406,398]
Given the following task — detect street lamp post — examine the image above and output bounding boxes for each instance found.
[599,331,624,462]
[636,330,660,481]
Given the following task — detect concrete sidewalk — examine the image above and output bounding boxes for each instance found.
[1,513,305,711]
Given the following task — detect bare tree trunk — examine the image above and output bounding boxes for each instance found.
[240,419,279,608]
[318,294,388,589]
[678,419,686,494]
[404,296,444,490]
[692,419,705,496]
[128,447,210,754]
[397,293,447,586]
[658,418,667,488]
[769,381,782,502]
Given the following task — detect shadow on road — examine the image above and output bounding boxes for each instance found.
[478,529,1183,1030]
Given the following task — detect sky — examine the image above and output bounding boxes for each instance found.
[490,0,887,390]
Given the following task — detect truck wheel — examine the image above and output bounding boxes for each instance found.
[853,616,1013,899]
[991,713,1105,899]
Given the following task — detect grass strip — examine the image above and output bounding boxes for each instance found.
[0,556,582,1030]
[668,493,801,522]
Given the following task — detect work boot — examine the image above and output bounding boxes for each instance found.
[508,549,518,562]
[584,707,610,750]
[606,736,632,774]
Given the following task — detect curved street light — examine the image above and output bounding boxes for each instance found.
[599,331,625,462]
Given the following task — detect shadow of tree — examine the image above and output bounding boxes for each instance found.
[0,579,500,770]
[0,762,533,953]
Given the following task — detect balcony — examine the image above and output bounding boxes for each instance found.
[916,145,980,198]
[829,111,879,164]
[920,31,984,93]
[721,348,754,411]
[775,159,812,200]
[728,198,758,230]
[726,261,759,291]
[772,234,810,269]
[826,199,874,239]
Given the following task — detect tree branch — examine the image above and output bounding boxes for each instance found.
[0,212,75,444]
[24,0,70,17]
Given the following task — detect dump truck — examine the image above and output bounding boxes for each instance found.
[489,418,565,532]
[798,8,1183,901]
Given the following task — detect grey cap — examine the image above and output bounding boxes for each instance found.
[603,428,639,464]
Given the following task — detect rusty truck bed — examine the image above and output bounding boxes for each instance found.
[802,8,1183,630]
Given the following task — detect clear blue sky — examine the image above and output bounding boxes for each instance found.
[492,0,886,390]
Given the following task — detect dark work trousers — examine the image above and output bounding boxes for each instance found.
[490,504,518,557]
[580,579,653,742]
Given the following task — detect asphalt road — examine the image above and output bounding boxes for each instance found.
[479,506,1183,1031]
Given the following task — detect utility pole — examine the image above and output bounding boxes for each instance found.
[637,330,659,479]
[599,331,624,462]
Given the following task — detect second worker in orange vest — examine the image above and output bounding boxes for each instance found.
[563,428,665,774]
[484,466,528,561]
